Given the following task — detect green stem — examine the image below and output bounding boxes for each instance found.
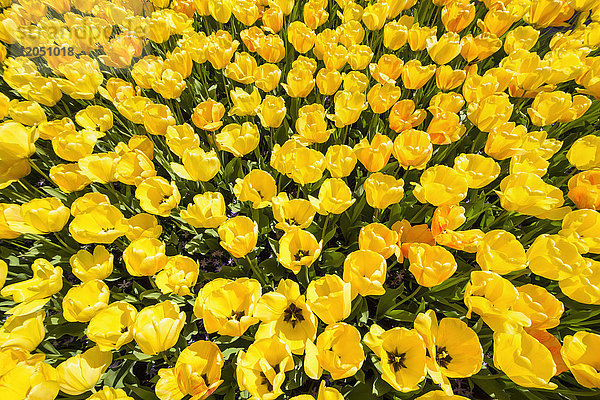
[246,255,268,287]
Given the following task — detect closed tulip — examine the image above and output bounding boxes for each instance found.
[191,99,225,131]
[331,90,367,128]
[216,122,260,157]
[453,153,500,188]
[402,59,436,89]
[306,274,352,325]
[467,92,514,132]
[56,346,112,395]
[427,32,462,65]
[343,250,386,298]
[364,172,404,209]
[132,301,186,355]
[359,223,400,259]
[513,284,564,330]
[123,237,168,277]
[325,145,357,177]
[256,95,285,128]
[408,243,457,287]
[476,230,527,275]
[62,280,110,322]
[354,134,393,172]
[309,178,355,215]
[218,216,258,258]
[413,165,468,206]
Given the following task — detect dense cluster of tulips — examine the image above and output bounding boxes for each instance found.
[1,0,600,399]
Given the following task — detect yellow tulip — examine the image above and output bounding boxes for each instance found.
[408,243,457,287]
[325,145,357,177]
[62,280,110,322]
[414,310,483,394]
[364,172,404,209]
[191,99,225,131]
[87,301,137,351]
[306,274,352,325]
[171,147,220,182]
[304,322,365,380]
[363,324,427,392]
[0,258,62,303]
[181,192,228,229]
[476,230,527,274]
[193,277,261,337]
[215,122,260,157]
[135,176,181,217]
[496,173,569,220]
[513,284,564,330]
[343,250,386,298]
[155,255,199,296]
[0,309,45,351]
[354,134,393,172]
[68,204,128,244]
[218,216,258,258]
[493,330,557,389]
[132,300,186,355]
[236,337,294,399]
[254,279,318,354]
[309,178,355,215]
[156,341,225,400]
[123,238,168,277]
[277,229,322,274]
[234,169,278,209]
[56,346,112,395]
[561,331,600,388]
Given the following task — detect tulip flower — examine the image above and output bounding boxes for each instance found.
[277,229,322,274]
[156,341,225,400]
[155,255,199,296]
[62,280,110,322]
[233,169,278,209]
[236,337,294,399]
[193,278,261,337]
[181,192,228,229]
[135,176,181,217]
[218,216,258,258]
[306,274,352,325]
[132,300,186,355]
[56,346,112,395]
[414,310,483,394]
[254,279,318,354]
[304,323,365,380]
[561,331,600,388]
[87,301,138,351]
[1,258,62,303]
